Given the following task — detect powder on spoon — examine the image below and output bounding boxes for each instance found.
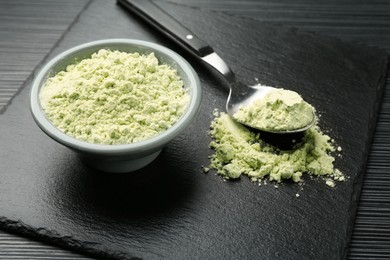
[40,49,190,145]
[233,87,315,131]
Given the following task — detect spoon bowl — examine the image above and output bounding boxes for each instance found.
[227,81,317,134]
[203,52,316,134]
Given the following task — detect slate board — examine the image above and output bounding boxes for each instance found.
[0,0,388,259]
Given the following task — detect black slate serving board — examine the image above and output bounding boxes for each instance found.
[0,0,388,259]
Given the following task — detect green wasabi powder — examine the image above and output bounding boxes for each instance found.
[234,87,315,131]
[208,111,344,185]
[208,87,344,186]
[40,49,189,144]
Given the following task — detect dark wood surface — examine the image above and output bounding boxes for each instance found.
[0,0,389,259]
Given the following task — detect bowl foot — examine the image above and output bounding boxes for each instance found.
[80,150,162,173]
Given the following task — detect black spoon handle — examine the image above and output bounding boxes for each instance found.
[117,0,214,57]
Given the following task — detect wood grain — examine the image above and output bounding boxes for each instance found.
[0,0,91,111]
[0,231,96,259]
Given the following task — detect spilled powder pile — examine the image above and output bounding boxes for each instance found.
[208,112,344,185]
[40,49,189,144]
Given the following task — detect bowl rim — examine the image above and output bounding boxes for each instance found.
[30,39,201,156]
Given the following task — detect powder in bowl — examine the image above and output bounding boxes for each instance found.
[40,49,190,145]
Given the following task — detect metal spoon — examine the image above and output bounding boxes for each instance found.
[118,0,316,134]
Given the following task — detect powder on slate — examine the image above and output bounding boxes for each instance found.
[208,111,344,184]
[233,87,315,131]
[40,49,190,145]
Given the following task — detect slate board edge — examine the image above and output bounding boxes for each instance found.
[0,1,389,259]
[0,217,129,259]
[342,62,390,259]
[0,0,126,258]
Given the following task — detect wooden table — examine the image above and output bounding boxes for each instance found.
[0,0,389,259]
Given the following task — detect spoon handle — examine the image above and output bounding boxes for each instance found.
[118,0,235,82]
[117,0,214,58]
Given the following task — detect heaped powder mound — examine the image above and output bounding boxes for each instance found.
[233,87,315,132]
[40,49,189,144]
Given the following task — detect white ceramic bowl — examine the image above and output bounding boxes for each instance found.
[30,39,201,173]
